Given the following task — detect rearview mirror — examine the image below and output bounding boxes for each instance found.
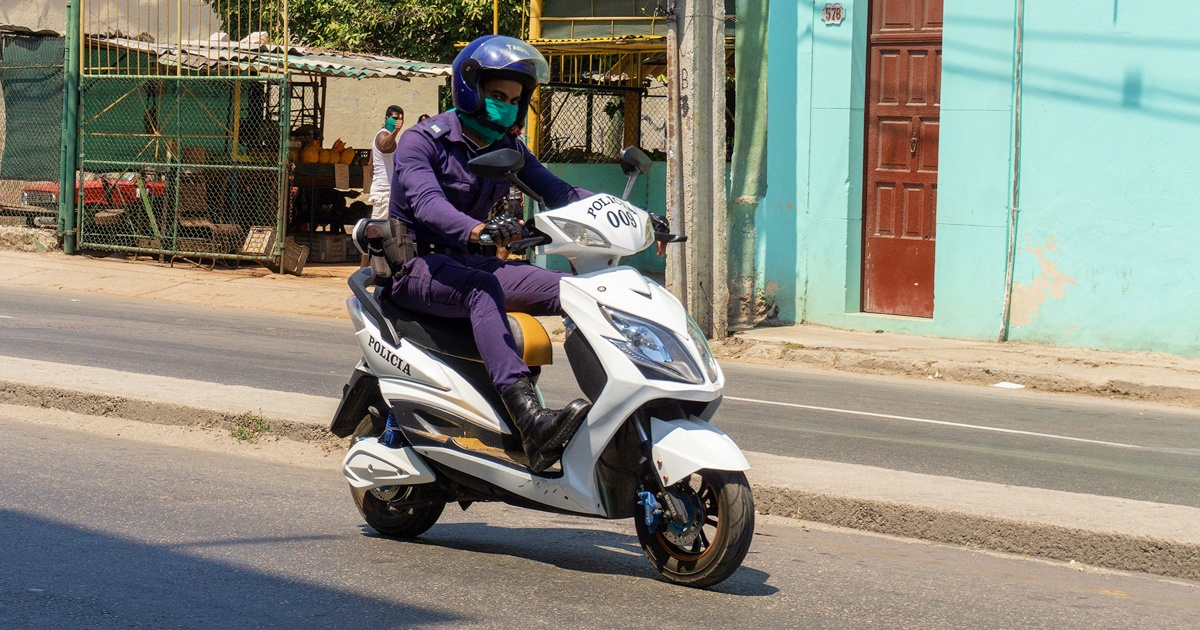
[468,149,525,180]
[619,146,653,176]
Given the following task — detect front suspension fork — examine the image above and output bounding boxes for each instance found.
[632,412,689,530]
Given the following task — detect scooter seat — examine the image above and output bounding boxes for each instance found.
[379,299,552,367]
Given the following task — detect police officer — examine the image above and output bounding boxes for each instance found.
[388,35,591,473]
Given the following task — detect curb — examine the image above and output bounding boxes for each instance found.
[753,487,1200,582]
[708,338,1200,409]
[4,378,1198,582]
[0,381,340,447]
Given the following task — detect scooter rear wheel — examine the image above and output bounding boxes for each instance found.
[634,469,755,588]
[349,415,445,538]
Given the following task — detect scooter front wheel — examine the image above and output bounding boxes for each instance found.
[349,415,445,538]
[634,469,755,588]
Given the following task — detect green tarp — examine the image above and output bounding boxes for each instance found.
[0,32,64,181]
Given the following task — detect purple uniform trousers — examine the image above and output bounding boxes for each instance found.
[391,253,569,392]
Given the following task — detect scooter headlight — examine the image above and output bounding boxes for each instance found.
[686,315,720,382]
[601,306,704,384]
[549,216,610,247]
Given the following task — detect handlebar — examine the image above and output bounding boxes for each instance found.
[507,234,550,251]
[649,212,686,243]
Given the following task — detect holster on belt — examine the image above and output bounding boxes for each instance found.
[364,219,414,287]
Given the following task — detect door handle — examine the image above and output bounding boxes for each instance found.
[909,132,919,156]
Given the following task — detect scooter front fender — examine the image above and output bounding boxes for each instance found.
[649,417,750,487]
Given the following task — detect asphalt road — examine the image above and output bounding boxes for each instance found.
[1,409,1197,629]
[2,287,1200,507]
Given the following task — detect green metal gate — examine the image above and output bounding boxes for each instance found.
[75,1,289,264]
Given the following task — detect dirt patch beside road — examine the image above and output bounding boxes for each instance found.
[0,226,58,252]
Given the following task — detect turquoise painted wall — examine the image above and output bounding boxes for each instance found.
[758,0,808,323]
[540,162,667,275]
[761,1,1200,357]
[1010,2,1200,356]
[761,1,1017,339]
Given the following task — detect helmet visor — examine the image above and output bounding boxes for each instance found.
[471,40,550,85]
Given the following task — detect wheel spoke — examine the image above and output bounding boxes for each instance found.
[697,528,710,551]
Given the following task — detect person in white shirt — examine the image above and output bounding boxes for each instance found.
[362,105,404,266]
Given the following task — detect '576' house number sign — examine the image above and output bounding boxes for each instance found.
[822,4,845,25]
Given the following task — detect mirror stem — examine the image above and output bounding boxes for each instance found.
[506,174,547,213]
[622,172,640,201]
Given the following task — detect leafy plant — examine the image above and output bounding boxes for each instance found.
[207,0,527,63]
[230,411,271,443]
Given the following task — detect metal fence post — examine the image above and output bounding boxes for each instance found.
[59,0,81,254]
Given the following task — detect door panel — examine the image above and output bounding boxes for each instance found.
[877,118,911,170]
[862,0,942,318]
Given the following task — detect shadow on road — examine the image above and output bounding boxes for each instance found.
[367,521,779,596]
[0,509,462,628]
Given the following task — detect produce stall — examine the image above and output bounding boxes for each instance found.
[273,55,450,263]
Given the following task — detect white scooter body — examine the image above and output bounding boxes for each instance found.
[341,191,748,518]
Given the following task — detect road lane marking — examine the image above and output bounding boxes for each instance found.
[0,315,14,319]
[723,396,1142,449]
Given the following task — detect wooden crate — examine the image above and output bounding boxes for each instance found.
[293,232,347,263]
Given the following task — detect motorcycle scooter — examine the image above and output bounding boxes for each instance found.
[330,146,754,588]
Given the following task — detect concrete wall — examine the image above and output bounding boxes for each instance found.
[1009,2,1200,356]
[321,75,444,162]
[1,0,222,39]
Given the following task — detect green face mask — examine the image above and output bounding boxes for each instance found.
[458,98,520,145]
[383,117,398,132]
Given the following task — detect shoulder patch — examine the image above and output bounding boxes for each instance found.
[426,122,449,140]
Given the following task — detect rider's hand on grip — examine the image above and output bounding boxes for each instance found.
[649,212,686,244]
[477,214,524,248]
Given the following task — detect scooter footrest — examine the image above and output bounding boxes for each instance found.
[451,437,527,465]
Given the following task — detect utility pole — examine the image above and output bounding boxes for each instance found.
[666,0,727,339]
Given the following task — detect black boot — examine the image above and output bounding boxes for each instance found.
[501,377,590,473]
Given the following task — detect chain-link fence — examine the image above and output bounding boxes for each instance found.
[77,74,287,260]
[0,31,65,227]
[639,93,668,160]
[71,0,290,264]
[537,84,643,163]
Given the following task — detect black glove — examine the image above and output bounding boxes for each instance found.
[649,212,687,243]
[649,212,670,234]
[478,214,523,246]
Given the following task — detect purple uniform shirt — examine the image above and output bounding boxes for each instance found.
[389,111,591,252]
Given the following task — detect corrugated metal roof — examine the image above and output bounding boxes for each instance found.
[87,35,451,79]
[521,35,734,55]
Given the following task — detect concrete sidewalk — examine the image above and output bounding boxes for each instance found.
[3,250,1200,409]
[1,354,1197,581]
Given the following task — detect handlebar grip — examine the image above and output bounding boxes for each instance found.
[507,235,549,251]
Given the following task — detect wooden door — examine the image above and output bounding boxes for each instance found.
[862,0,943,318]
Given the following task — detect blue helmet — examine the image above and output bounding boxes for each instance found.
[452,35,550,129]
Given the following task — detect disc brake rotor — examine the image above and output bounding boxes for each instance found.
[661,485,705,547]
